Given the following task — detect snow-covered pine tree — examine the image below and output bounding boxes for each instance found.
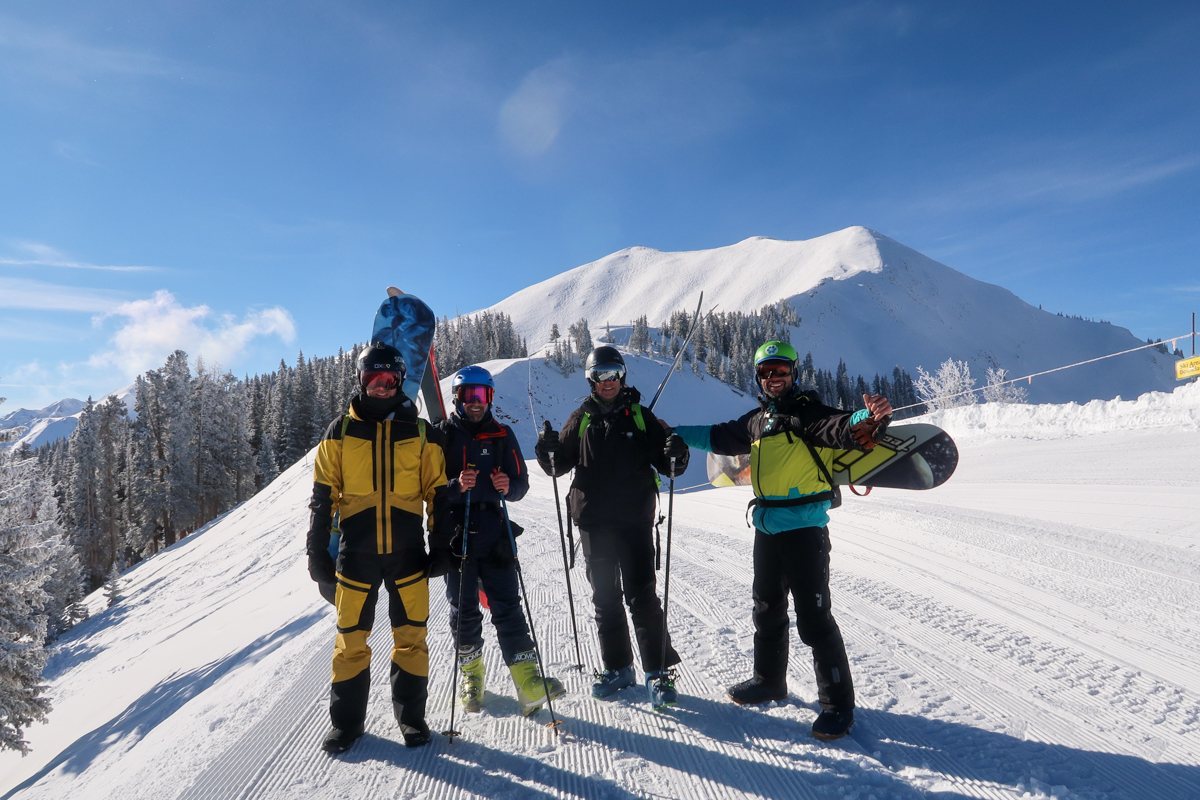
[569,319,592,359]
[0,432,59,753]
[103,560,121,608]
[162,350,198,545]
[629,316,650,354]
[66,398,105,589]
[267,359,292,475]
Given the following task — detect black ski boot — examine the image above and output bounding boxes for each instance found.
[401,719,431,748]
[321,723,364,754]
[811,710,855,740]
[727,678,787,705]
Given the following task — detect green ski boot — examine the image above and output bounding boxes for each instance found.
[459,645,485,713]
[509,651,566,716]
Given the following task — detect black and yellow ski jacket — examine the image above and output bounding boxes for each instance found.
[308,395,450,558]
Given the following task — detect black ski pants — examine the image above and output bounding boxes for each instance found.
[330,549,429,732]
[444,527,534,665]
[579,522,680,673]
[752,525,854,713]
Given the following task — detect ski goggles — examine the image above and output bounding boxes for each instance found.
[756,362,793,380]
[455,385,493,406]
[588,364,626,384]
[362,370,402,390]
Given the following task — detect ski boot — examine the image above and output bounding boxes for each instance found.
[727,677,787,705]
[401,719,431,748]
[811,710,855,741]
[509,651,566,716]
[591,664,636,699]
[645,669,678,709]
[321,722,364,754]
[458,645,485,713]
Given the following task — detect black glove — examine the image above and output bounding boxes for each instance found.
[426,547,459,578]
[537,423,560,455]
[664,433,689,459]
[307,550,336,585]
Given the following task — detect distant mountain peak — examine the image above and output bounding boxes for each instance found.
[478,226,1176,405]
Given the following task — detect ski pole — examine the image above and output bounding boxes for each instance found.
[545,421,584,671]
[500,491,562,733]
[442,474,472,742]
[658,456,676,682]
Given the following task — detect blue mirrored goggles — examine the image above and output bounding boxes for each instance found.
[588,364,626,384]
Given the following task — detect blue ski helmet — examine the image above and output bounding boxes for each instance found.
[451,365,495,413]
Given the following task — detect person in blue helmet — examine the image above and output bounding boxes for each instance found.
[436,365,565,716]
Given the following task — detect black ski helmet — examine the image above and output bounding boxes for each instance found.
[584,345,627,386]
[356,343,406,387]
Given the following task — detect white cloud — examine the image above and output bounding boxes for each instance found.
[498,62,572,159]
[0,241,158,271]
[89,290,297,376]
[0,276,125,311]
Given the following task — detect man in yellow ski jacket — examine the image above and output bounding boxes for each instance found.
[306,342,453,753]
[669,340,891,742]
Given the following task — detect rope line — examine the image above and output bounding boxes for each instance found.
[893,332,1193,413]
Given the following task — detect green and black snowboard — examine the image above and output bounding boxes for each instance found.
[707,422,958,491]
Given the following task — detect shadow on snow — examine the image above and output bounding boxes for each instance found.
[3,611,325,800]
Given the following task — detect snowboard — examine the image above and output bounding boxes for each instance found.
[372,287,438,406]
[706,422,958,491]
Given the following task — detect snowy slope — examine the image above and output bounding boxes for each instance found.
[3,382,1199,799]
[479,227,1180,405]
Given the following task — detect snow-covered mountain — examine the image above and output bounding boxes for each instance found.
[3,382,1198,799]
[480,226,1180,404]
[0,386,136,451]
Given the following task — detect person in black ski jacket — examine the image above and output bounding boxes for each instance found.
[534,346,691,707]
[666,340,892,741]
[437,365,564,717]
[305,343,452,754]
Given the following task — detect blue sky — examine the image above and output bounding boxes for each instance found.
[1,1,1197,410]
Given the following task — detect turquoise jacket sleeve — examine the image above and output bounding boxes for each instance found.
[673,425,713,453]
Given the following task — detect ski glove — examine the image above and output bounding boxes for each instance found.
[308,551,337,585]
[849,415,890,450]
[536,425,560,454]
[427,546,459,578]
[664,434,689,460]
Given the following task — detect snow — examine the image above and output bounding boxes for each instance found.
[480,227,1180,405]
[0,385,136,451]
[2,380,1199,799]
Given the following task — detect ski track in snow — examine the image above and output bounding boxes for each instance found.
[3,387,1200,800]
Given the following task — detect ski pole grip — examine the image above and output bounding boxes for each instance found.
[543,420,556,468]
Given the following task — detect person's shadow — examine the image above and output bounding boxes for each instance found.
[321,692,1199,799]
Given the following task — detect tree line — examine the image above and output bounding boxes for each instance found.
[545,301,924,415]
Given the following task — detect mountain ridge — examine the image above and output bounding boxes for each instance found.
[476,226,1178,404]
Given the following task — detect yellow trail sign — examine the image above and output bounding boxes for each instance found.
[1177,355,1200,380]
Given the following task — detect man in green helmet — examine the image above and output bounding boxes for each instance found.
[664,340,892,741]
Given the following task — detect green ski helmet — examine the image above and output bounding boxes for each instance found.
[754,340,798,370]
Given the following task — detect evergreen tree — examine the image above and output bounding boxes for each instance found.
[568,318,593,359]
[0,435,60,752]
